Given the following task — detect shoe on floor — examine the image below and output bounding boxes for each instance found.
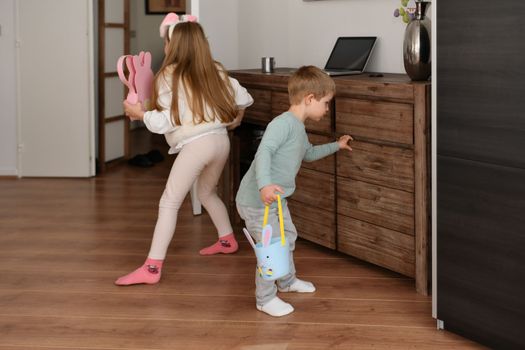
[146,149,164,163]
[128,154,153,167]
[278,279,316,293]
[256,296,294,317]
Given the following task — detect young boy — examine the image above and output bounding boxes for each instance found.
[236,65,353,317]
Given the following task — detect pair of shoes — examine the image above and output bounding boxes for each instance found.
[256,297,294,317]
[127,149,164,168]
[146,149,164,163]
[278,279,316,293]
[128,154,153,167]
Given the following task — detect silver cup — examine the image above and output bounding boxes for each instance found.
[261,57,275,73]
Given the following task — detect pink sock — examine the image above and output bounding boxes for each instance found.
[199,233,238,255]
[114,258,164,286]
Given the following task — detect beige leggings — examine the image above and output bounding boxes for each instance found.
[148,133,233,260]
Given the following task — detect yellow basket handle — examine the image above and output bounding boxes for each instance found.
[262,194,286,246]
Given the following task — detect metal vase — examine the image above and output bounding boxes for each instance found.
[403,1,431,81]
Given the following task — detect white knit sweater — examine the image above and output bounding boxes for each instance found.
[143,67,253,154]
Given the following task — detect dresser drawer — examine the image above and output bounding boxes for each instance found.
[334,78,415,102]
[337,177,414,235]
[338,214,415,277]
[271,91,289,116]
[302,133,335,175]
[272,91,332,134]
[245,88,271,124]
[336,98,413,145]
[337,140,414,192]
[288,199,336,249]
[292,168,335,211]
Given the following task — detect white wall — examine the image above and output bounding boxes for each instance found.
[199,0,239,70]
[131,0,411,72]
[130,0,237,70]
[238,0,289,70]
[237,0,412,73]
[0,0,18,176]
[199,0,426,73]
[287,0,406,72]
[130,0,165,71]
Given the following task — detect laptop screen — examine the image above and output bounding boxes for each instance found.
[324,37,377,71]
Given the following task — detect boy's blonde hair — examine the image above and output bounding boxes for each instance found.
[152,22,237,126]
[288,66,336,105]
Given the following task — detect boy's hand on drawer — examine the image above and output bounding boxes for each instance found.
[260,184,285,206]
[337,135,353,152]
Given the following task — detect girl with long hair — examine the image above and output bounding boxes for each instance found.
[116,14,253,285]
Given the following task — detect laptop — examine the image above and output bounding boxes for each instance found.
[323,37,377,76]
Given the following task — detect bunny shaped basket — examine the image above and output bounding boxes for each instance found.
[117,51,154,109]
[243,195,290,281]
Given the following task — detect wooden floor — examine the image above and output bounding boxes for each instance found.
[0,133,485,349]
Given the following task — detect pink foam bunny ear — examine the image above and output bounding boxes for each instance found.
[124,56,138,104]
[159,12,179,38]
[133,51,154,107]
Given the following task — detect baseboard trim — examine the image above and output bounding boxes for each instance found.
[0,168,18,177]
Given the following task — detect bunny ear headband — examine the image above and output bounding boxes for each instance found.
[159,13,198,40]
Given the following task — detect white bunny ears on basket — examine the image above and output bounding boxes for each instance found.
[243,195,290,281]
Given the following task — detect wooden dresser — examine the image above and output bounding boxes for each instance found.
[228,68,431,294]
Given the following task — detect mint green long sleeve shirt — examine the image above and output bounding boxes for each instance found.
[236,111,340,209]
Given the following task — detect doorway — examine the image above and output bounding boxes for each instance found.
[96,0,173,173]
